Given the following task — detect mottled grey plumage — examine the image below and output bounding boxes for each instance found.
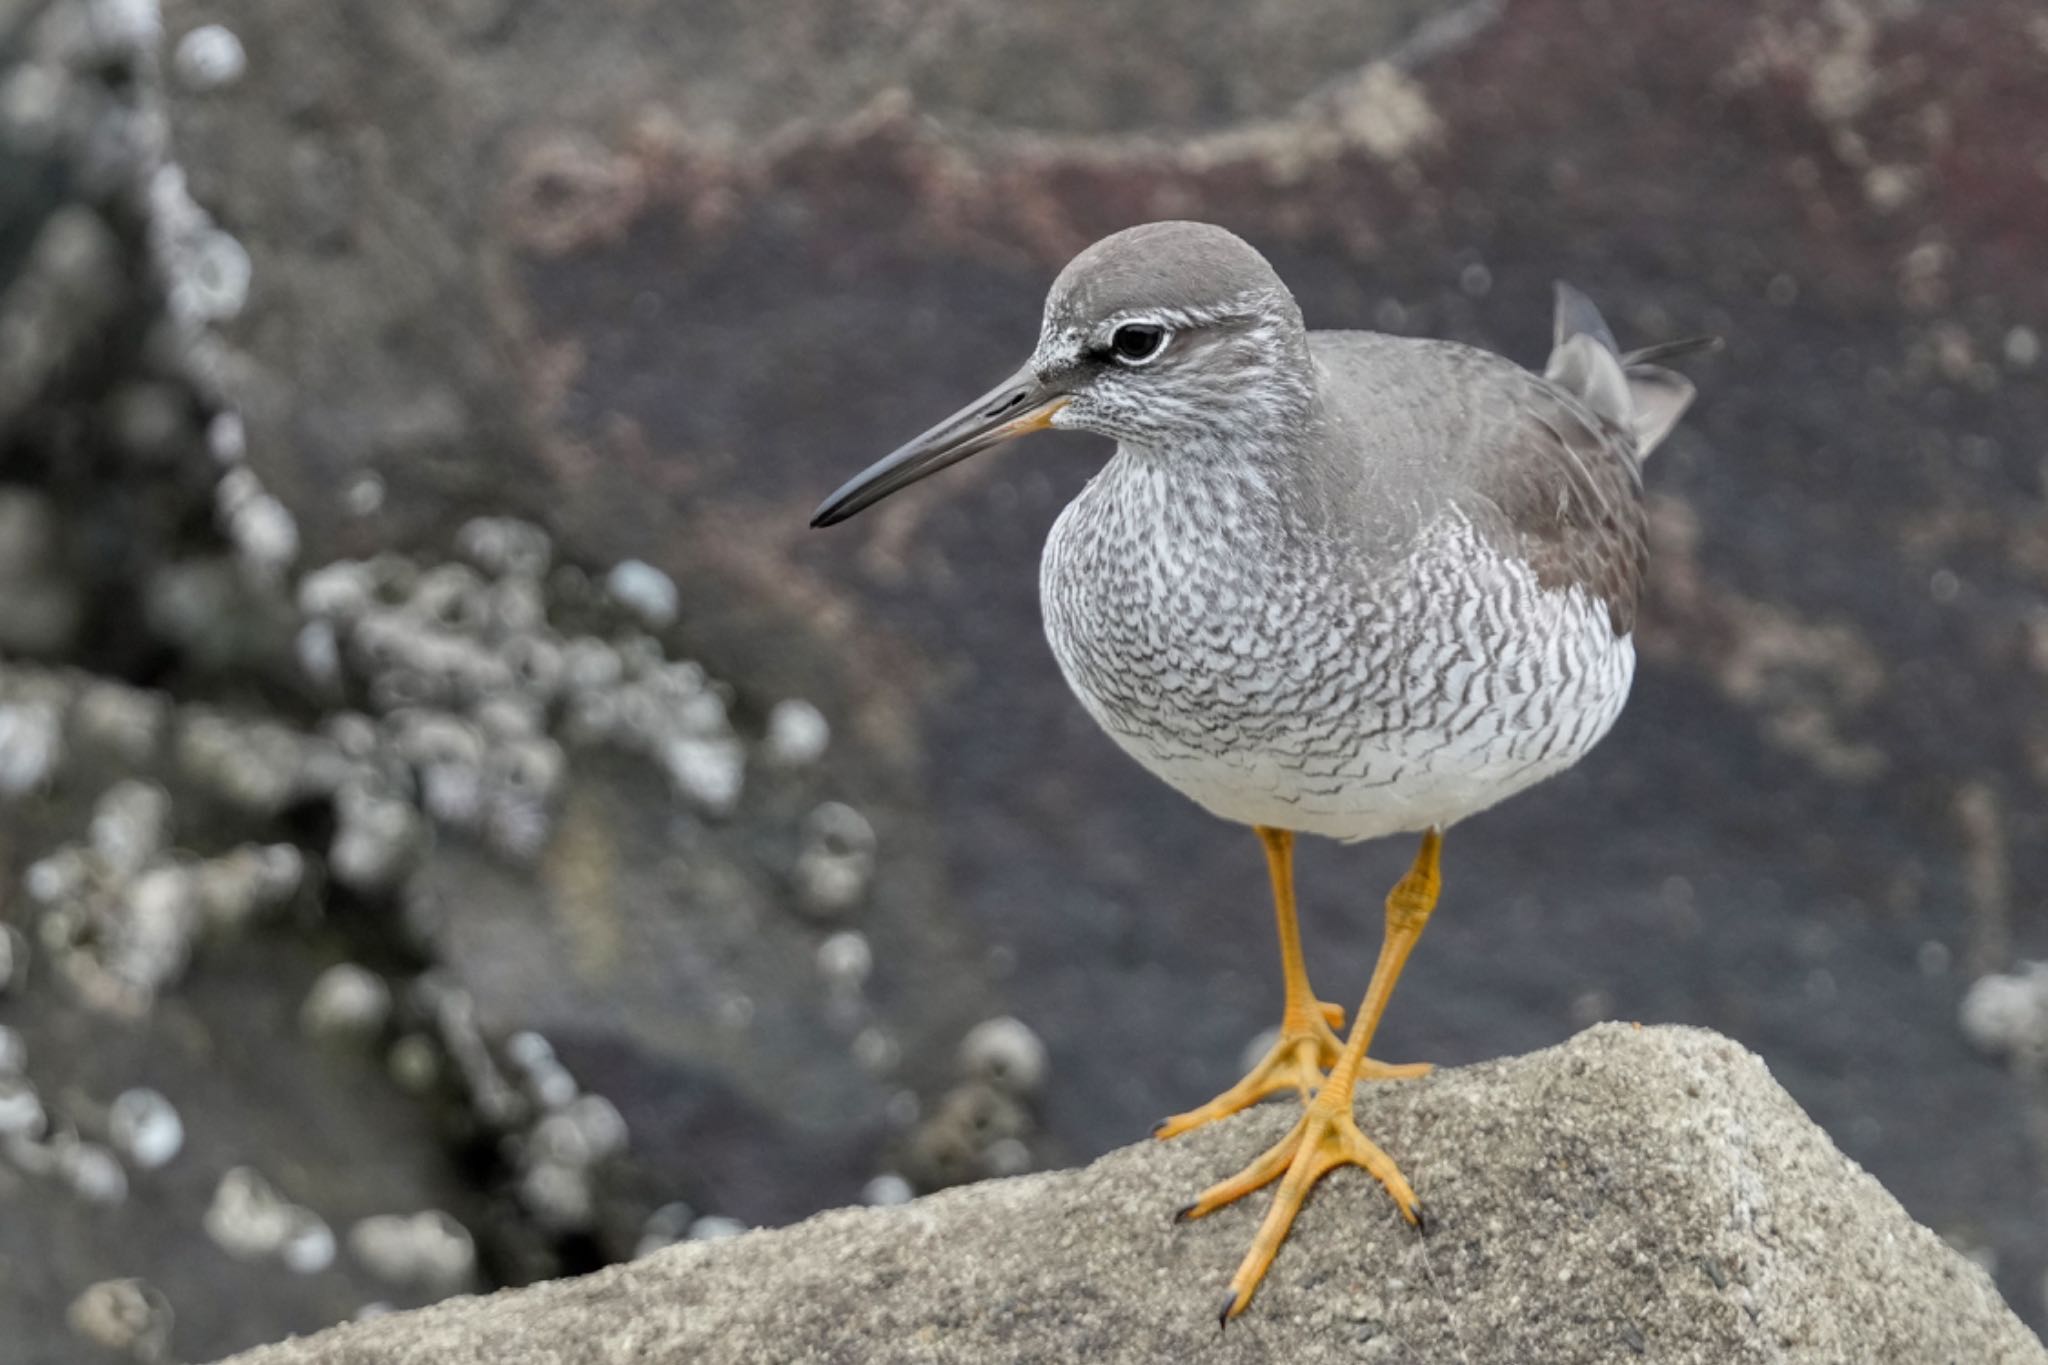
[812,219,1709,844]
[1024,222,1704,842]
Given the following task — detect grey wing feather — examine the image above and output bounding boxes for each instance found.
[1546,283,1632,434]
[1621,364,1696,457]
[1549,287,1716,461]
[1467,372,1649,637]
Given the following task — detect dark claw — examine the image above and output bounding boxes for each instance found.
[1172,1202,1197,1224]
[1151,1117,1172,1138]
[1217,1291,1239,1329]
[1412,1201,1436,1236]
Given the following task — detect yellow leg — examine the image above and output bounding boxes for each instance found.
[1181,828,1444,1324]
[1155,827,1429,1142]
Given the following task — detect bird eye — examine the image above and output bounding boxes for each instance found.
[1109,323,1168,364]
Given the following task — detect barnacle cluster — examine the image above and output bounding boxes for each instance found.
[295,514,754,861]
[0,1011,156,1211]
[203,1166,338,1275]
[0,2,1053,1358]
[899,1014,1050,1190]
[68,1278,175,1364]
[21,772,301,1016]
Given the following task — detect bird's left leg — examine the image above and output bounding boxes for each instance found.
[1154,826,1428,1141]
[1179,827,1444,1322]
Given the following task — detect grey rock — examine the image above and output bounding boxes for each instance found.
[193,842,304,929]
[761,698,830,769]
[385,1034,442,1093]
[633,1203,694,1259]
[0,697,64,794]
[1962,965,2048,1061]
[173,25,247,92]
[108,1087,183,1169]
[657,733,745,816]
[329,779,425,892]
[860,1173,913,1207]
[211,1027,2043,1365]
[301,963,395,1041]
[108,379,192,463]
[176,711,306,813]
[23,846,89,905]
[454,517,552,581]
[0,1025,25,1074]
[68,1277,174,1361]
[554,1094,627,1160]
[347,1211,476,1290]
[0,1074,46,1138]
[298,561,377,622]
[791,801,876,918]
[0,487,82,652]
[684,1215,746,1244]
[280,1208,339,1276]
[295,619,344,689]
[604,560,678,629]
[906,1081,1029,1188]
[0,923,24,996]
[815,930,873,993]
[71,680,169,762]
[71,0,165,62]
[58,1138,129,1204]
[90,779,172,875]
[516,1160,592,1233]
[0,206,125,427]
[957,1015,1048,1096]
[979,1135,1032,1178]
[204,1166,296,1260]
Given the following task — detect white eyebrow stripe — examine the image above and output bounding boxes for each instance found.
[1089,292,1273,344]
[1035,289,1278,369]
[1094,308,1200,340]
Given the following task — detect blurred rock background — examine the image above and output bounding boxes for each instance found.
[1,0,2044,1359]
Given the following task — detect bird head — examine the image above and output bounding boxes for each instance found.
[812,221,1311,528]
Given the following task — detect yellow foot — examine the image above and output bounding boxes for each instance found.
[1177,1093,1426,1323]
[1152,1003,1429,1140]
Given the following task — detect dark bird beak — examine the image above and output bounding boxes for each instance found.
[811,367,1068,528]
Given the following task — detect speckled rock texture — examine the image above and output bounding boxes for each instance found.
[216,1025,2044,1365]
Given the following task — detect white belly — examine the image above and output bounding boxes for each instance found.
[1042,496,1637,842]
[1099,631,1633,842]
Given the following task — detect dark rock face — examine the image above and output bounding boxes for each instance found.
[6,0,2047,1358]
[213,1028,2048,1365]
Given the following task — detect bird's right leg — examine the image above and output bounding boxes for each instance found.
[1154,826,1426,1140]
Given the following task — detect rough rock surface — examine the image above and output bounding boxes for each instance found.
[218,1026,2043,1365]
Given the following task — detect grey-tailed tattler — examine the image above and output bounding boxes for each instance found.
[812,220,1714,1320]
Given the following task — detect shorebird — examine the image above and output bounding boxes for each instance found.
[811,221,1712,1320]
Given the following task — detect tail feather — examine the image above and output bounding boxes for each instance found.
[1545,282,1716,461]
[1620,364,1697,457]
[1545,283,1632,435]
[1620,335,1724,367]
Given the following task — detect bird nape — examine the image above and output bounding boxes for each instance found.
[810,220,1712,1320]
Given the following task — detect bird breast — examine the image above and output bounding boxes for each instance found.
[1038,453,1635,840]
